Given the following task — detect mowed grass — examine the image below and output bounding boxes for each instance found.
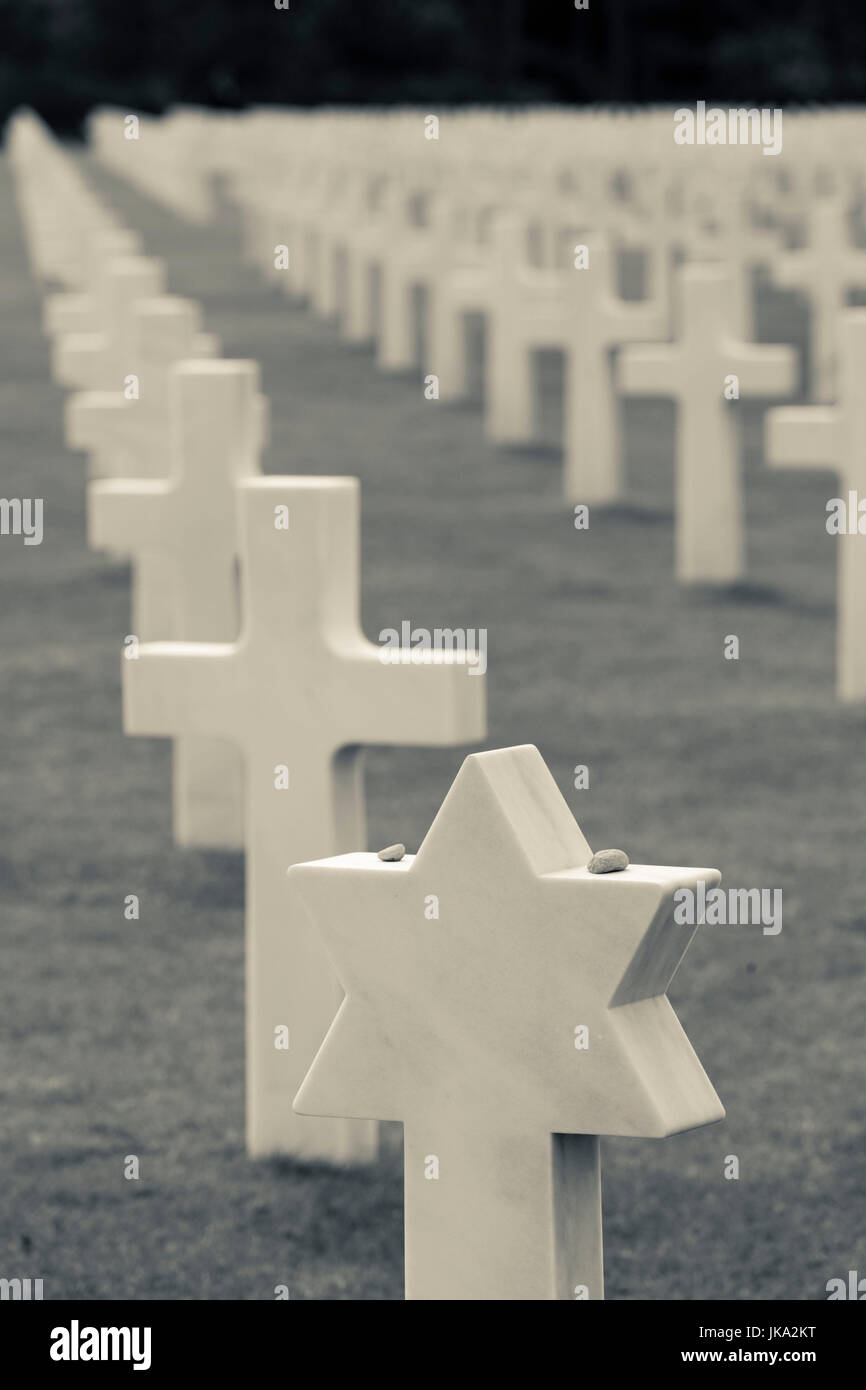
[0,147,863,1300]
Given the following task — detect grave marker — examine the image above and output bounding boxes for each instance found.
[773,197,866,401]
[90,361,265,849]
[43,229,142,340]
[486,220,670,504]
[766,309,866,701]
[67,298,223,662]
[291,743,724,1300]
[53,256,167,390]
[618,263,796,583]
[124,476,486,1158]
[66,297,221,485]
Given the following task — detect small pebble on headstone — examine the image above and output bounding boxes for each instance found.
[587,848,629,874]
[377,843,406,862]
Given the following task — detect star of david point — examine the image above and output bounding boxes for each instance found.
[290,745,725,1141]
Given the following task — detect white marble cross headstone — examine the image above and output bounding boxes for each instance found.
[427,223,498,403]
[67,298,223,678]
[124,476,486,1158]
[618,263,796,583]
[291,743,724,1300]
[561,237,669,504]
[773,197,866,402]
[314,168,376,327]
[90,361,265,849]
[53,256,168,390]
[43,228,142,339]
[66,296,220,487]
[766,309,866,701]
[485,219,670,504]
[375,189,456,372]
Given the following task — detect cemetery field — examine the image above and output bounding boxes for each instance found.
[1,148,863,1301]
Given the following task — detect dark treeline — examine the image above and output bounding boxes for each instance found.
[1,0,863,136]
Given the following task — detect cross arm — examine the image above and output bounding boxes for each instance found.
[772,248,812,293]
[44,291,93,339]
[123,641,240,741]
[765,406,840,470]
[605,299,667,346]
[729,341,797,399]
[64,391,130,455]
[87,480,173,556]
[53,332,105,391]
[616,343,678,398]
[333,641,486,748]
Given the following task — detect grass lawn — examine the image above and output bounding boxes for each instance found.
[0,147,862,1299]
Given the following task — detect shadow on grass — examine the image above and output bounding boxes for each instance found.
[93,559,132,588]
[496,441,562,460]
[596,501,674,525]
[687,579,835,616]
